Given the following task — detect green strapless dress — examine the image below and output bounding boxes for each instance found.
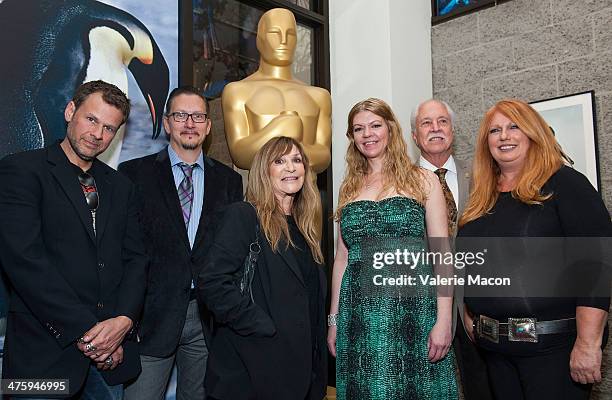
[336,197,458,399]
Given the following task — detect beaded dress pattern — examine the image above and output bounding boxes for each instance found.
[336,196,457,399]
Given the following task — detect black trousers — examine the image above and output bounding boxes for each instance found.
[482,345,591,400]
[454,313,494,400]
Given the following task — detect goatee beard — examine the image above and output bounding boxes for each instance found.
[181,142,201,150]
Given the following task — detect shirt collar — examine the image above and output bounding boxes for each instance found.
[419,155,456,174]
[167,144,205,170]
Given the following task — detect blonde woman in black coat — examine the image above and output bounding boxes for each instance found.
[199,136,327,400]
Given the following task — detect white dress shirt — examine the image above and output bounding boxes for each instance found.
[419,155,459,210]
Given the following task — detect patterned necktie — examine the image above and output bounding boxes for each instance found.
[435,168,458,236]
[178,163,195,227]
[78,172,99,236]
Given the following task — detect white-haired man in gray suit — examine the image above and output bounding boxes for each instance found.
[411,99,492,400]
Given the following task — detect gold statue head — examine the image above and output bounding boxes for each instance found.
[256,8,297,67]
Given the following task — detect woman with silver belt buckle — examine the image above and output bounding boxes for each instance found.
[458,99,610,400]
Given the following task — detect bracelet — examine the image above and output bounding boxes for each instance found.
[327,313,338,327]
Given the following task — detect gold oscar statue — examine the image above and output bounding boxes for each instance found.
[222,8,332,173]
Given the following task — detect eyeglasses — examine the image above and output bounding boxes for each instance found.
[167,112,208,123]
[78,172,99,211]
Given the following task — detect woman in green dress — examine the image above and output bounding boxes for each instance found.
[327,98,458,399]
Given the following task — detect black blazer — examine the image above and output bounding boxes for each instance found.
[118,148,243,357]
[200,202,327,400]
[0,142,147,396]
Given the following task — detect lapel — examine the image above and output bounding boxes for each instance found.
[246,205,274,308]
[455,157,472,215]
[47,143,96,242]
[192,156,216,251]
[278,239,305,288]
[253,206,305,289]
[155,149,191,253]
[91,160,113,243]
[317,266,327,303]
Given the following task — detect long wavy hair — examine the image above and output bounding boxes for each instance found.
[246,136,323,263]
[459,99,564,227]
[335,98,425,220]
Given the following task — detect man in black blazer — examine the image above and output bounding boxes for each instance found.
[0,80,147,399]
[120,87,242,400]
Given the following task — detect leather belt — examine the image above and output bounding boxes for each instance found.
[475,314,576,343]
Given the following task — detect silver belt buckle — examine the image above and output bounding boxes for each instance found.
[478,315,499,343]
[508,317,538,343]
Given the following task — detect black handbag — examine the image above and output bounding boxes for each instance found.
[237,209,261,304]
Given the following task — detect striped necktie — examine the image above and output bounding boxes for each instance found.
[435,168,457,236]
[178,163,196,227]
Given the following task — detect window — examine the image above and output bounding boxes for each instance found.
[286,0,312,11]
[185,0,328,96]
[191,0,315,98]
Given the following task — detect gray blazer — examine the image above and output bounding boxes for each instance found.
[454,156,472,333]
[455,157,472,217]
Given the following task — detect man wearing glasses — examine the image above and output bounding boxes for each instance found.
[0,80,147,399]
[120,87,242,400]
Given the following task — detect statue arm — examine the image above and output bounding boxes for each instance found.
[302,87,332,174]
[222,85,304,170]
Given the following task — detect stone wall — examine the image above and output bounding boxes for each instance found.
[431,1,612,397]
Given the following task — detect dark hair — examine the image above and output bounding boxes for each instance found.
[72,80,130,123]
[165,86,209,115]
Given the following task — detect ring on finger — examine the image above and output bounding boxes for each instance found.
[104,356,113,367]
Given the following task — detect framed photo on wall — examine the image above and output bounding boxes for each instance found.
[530,91,600,191]
[432,0,496,24]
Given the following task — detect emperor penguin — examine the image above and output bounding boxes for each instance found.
[0,0,169,167]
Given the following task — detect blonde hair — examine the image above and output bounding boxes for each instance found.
[246,136,323,263]
[335,98,425,220]
[459,99,564,227]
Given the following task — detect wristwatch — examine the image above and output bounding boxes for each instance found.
[327,313,338,327]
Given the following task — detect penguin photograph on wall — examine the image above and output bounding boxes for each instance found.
[0,0,177,168]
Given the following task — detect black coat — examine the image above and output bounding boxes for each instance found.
[200,202,327,400]
[118,148,243,357]
[0,142,147,395]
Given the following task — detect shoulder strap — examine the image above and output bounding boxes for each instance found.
[241,202,261,303]
[247,202,260,245]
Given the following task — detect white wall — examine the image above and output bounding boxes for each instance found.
[329,0,433,225]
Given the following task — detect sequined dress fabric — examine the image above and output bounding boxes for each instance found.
[336,197,458,399]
